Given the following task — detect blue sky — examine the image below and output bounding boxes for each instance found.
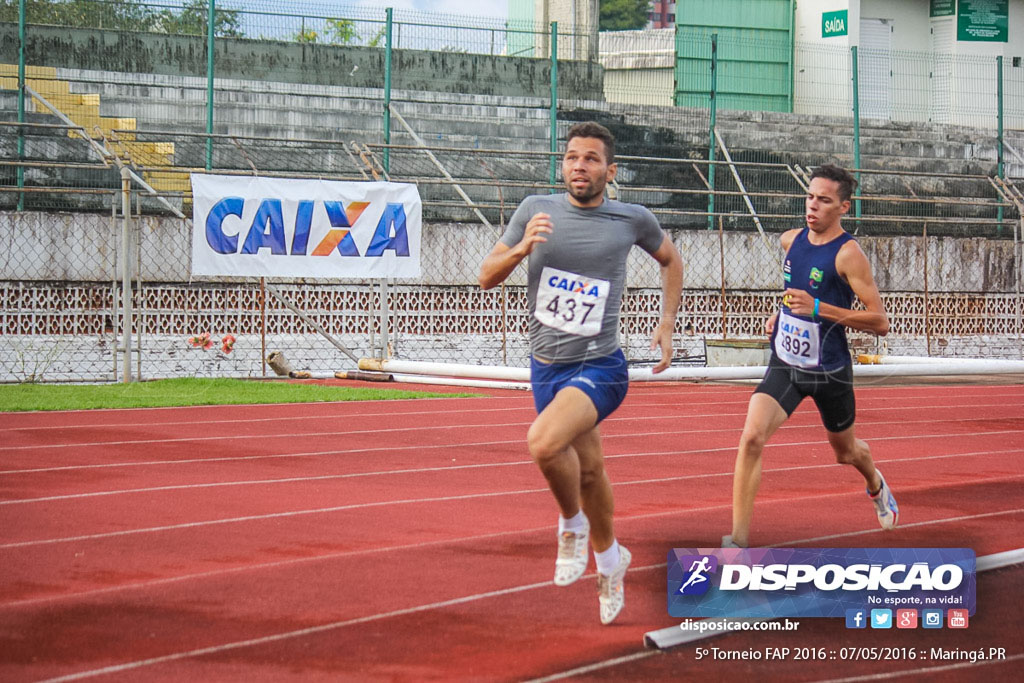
[220,1,514,50]
[251,1,510,23]
[355,1,509,21]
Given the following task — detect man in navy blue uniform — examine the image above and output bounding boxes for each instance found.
[723,164,897,548]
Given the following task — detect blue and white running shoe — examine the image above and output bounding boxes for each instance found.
[868,469,899,530]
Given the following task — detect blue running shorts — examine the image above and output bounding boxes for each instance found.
[530,349,629,423]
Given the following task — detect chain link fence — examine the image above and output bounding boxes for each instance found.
[1,2,1023,381]
[2,132,1021,381]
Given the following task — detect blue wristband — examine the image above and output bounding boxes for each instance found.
[813,298,820,319]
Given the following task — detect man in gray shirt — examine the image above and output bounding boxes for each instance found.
[478,121,683,625]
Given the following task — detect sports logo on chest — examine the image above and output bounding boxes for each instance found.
[809,267,824,289]
[547,275,601,297]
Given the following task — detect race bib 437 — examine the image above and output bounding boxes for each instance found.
[534,266,610,338]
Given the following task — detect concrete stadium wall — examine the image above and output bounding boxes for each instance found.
[0,23,603,99]
[1,211,1017,293]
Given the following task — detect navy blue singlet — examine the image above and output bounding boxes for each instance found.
[774,228,855,371]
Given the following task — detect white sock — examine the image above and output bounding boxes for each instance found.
[595,540,621,575]
[558,511,587,534]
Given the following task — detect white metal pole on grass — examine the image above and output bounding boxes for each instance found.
[120,166,133,383]
[853,362,1024,376]
[859,354,1024,368]
[389,374,530,391]
[643,362,1024,379]
[359,358,531,381]
[629,366,768,381]
[361,358,1024,384]
[359,359,772,382]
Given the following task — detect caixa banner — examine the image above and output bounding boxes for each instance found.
[668,548,975,618]
[191,174,422,279]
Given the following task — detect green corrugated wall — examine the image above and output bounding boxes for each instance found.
[675,0,794,112]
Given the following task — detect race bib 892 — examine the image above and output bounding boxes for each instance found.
[774,309,821,368]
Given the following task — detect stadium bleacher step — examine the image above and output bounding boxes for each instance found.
[1,63,179,195]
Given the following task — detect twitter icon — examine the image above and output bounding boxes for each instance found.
[870,609,892,629]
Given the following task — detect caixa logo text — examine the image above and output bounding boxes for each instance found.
[205,197,411,257]
[717,562,963,592]
[546,275,602,298]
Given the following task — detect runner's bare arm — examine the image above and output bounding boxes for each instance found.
[779,228,801,253]
[478,213,553,289]
[766,230,798,336]
[649,235,684,373]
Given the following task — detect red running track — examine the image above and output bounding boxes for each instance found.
[0,381,1022,682]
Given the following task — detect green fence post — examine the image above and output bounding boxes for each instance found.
[205,0,215,171]
[16,0,26,210]
[997,55,1004,234]
[851,45,861,220]
[549,21,558,189]
[384,8,393,174]
[708,33,717,230]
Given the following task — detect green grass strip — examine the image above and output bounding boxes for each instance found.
[0,378,473,412]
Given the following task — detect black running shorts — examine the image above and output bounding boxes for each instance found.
[754,354,856,433]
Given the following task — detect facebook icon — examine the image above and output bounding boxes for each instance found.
[845,609,867,629]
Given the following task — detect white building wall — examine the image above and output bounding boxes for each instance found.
[531,0,599,60]
[599,28,675,106]
[793,0,1024,128]
[794,0,854,116]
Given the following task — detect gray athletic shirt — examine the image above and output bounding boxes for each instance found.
[500,193,666,362]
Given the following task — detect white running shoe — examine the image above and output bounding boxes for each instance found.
[597,545,631,625]
[868,469,899,530]
[554,517,590,586]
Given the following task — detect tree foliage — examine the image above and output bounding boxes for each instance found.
[292,18,365,46]
[599,0,650,31]
[156,0,242,38]
[0,0,242,37]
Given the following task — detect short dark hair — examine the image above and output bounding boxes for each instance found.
[809,164,858,202]
[566,121,615,163]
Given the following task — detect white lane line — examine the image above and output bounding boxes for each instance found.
[0,419,534,451]
[3,393,527,418]
[0,394,753,434]
[0,438,523,475]
[34,581,558,683]
[4,398,1021,449]
[11,381,1013,432]
[0,523,557,609]
[4,469,1023,552]
[7,389,1021,433]
[32,521,1024,682]
[6,501,1023,611]
[3,444,1019,506]
[2,409,1022,472]
[527,651,660,683]
[0,402,542,433]
[769,508,1024,546]
[0,486,550,549]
